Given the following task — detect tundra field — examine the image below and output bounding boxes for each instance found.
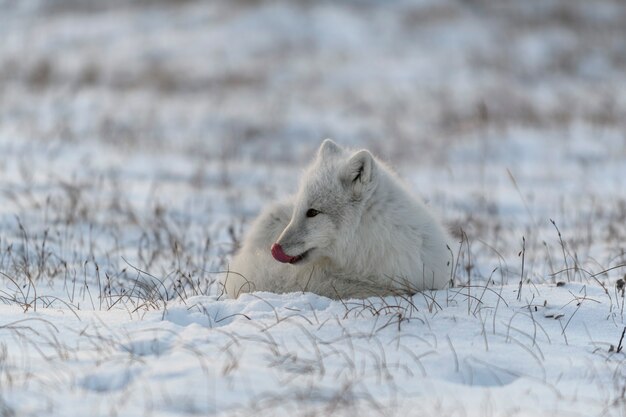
[1,0,626,416]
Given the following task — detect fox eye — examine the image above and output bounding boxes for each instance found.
[306,208,321,218]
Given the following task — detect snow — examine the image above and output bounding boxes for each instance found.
[2,284,625,416]
[1,0,626,416]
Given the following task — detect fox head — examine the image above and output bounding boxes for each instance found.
[271,139,377,265]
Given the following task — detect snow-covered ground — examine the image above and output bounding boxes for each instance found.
[1,0,626,415]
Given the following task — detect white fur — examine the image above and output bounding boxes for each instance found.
[223,139,453,299]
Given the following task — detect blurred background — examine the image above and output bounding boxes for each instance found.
[1,0,626,290]
[3,0,626,159]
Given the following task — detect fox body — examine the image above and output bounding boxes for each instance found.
[223,140,453,299]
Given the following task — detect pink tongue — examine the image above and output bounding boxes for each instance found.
[271,243,296,263]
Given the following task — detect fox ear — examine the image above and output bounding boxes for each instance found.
[318,139,342,158]
[342,150,374,199]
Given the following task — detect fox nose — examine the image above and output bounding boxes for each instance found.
[271,243,296,263]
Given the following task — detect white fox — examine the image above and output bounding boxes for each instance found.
[223,139,453,299]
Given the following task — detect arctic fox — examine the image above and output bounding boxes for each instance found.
[223,139,453,299]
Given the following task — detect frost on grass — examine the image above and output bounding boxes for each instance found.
[1,0,626,416]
